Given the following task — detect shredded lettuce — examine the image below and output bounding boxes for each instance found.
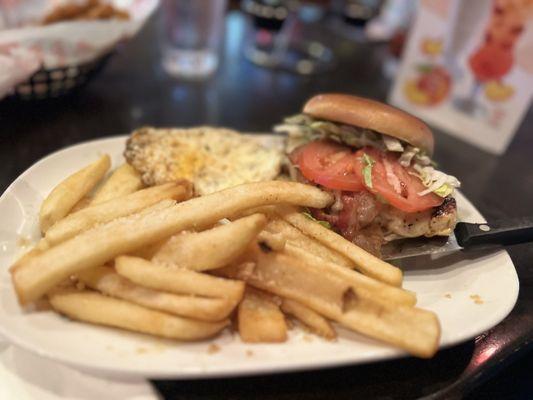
[362,153,375,188]
[433,183,454,197]
[284,114,314,125]
[398,146,435,167]
[413,164,460,197]
[274,114,386,153]
[302,211,331,229]
[398,146,419,166]
[309,121,342,134]
[382,135,404,152]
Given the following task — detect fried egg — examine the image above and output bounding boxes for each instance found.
[124,127,282,195]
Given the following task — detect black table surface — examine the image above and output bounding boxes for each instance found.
[1,12,532,400]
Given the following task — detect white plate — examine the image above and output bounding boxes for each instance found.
[0,339,158,400]
[0,136,519,380]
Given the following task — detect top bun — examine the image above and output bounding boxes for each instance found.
[303,94,435,155]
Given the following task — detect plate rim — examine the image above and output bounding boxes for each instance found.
[0,135,520,379]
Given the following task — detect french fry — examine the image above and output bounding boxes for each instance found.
[115,256,245,303]
[90,163,143,205]
[152,214,267,271]
[49,289,228,340]
[284,244,416,307]
[13,199,175,304]
[238,289,287,343]
[339,291,440,358]
[264,218,352,268]
[12,181,332,304]
[39,154,111,232]
[11,237,54,273]
[128,240,166,259]
[256,230,286,252]
[233,246,439,358]
[9,247,42,273]
[70,164,142,213]
[69,196,92,213]
[45,182,192,246]
[279,207,403,286]
[235,205,279,219]
[9,239,52,274]
[78,266,235,321]
[226,247,349,316]
[280,298,336,340]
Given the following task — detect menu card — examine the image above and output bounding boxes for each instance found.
[389,0,533,154]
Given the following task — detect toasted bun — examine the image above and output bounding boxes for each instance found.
[303,94,434,155]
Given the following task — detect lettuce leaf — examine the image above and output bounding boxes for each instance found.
[362,153,375,188]
[433,183,453,197]
[302,211,331,229]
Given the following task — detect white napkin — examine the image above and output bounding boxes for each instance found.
[0,338,159,400]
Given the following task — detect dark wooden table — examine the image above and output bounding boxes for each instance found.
[1,11,532,399]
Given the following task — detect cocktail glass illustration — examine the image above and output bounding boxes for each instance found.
[454,0,527,116]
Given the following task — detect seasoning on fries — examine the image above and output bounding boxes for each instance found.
[45,182,192,246]
[115,256,245,303]
[279,206,403,286]
[229,243,439,357]
[10,153,441,358]
[281,298,336,340]
[49,290,228,340]
[39,154,110,233]
[238,288,287,343]
[152,214,267,271]
[90,163,143,205]
[264,218,352,267]
[78,266,236,321]
[12,180,332,304]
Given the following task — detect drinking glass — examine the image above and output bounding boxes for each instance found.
[160,0,227,79]
[242,0,335,75]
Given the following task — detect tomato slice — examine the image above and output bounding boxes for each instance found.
[290,140,364,192]
[354,147,443,213]
[291,141,443,213]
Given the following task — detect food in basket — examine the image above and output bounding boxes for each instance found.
[43,0,129,24]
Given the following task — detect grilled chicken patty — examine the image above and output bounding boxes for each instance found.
[383,196,457,238]
[293,164,457,256]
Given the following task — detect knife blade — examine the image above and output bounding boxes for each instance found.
[382,234,460,260]
[382,217,533,260]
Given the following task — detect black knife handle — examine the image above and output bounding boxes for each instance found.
[455,217,533,249]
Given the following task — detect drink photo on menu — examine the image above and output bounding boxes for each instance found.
[389,0,533,154]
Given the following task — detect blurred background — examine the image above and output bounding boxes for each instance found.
[1,0,533,399]
[2,0,532,215]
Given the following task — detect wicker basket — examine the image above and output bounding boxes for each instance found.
[9,52,113,101]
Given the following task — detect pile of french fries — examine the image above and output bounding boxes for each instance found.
[10,154,441,358]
